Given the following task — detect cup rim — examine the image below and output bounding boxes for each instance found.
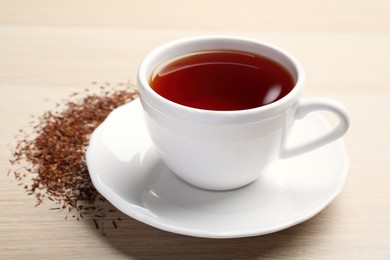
[137,35,305,124]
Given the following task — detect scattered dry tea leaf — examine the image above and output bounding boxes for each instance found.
[9,82,138,232]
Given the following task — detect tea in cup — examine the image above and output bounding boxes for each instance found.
[137,36,349,190]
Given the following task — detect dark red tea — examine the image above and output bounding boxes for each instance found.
[150,50,295,111]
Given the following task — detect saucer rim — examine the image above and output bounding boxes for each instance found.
[86,99,349,239]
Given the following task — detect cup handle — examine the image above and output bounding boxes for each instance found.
[281,98,350,158]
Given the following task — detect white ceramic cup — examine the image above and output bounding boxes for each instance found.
[137,35,350,190]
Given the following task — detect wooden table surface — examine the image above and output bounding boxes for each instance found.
[1,0,389,259]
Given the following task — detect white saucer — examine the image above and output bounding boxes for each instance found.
[86,98,349,239]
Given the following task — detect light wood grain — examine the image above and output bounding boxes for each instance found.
[1,0,389,259]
